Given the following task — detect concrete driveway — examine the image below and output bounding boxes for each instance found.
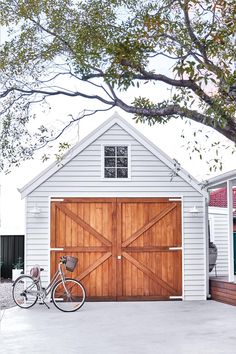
[1,300,236,354]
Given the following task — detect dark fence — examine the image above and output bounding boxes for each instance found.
[0,235,24,279]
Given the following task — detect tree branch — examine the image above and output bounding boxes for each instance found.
[36,106,115,150]
[0,86,114,106]
[182,0,222,77]
[115,98,236,141]
[29,17,77,57]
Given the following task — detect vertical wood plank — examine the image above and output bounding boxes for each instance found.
[96,203,102,296]
[143,203,149,295]
[126,202,133,296]
[137,203,144,295]
[50,202,56,249]
[58,206,65,248]
[65,203,72,248]
[89,203,96,296]
[111,199,117,298]
[102,203,109,296]
[83,202,90,296]
[116,200,122,297]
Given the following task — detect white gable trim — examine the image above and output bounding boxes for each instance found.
[19,112,207,198]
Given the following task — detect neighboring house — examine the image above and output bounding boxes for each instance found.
[210,187,236,210]
[208,187,236,277]
[19,113,208,301]
[206,170,236,305]
[209,187,236,230]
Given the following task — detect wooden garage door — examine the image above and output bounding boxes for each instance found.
[50,198,182,300]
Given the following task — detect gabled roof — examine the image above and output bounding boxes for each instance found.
[19,112,208,198]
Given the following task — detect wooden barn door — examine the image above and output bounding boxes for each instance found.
[117,198,182,300]
[50,198,117,300]
[50,198,182,300]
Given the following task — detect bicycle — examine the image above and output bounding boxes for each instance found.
[12,256,86,312]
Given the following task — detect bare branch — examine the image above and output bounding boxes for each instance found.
[0,86,114,106]
[35,106,115,150]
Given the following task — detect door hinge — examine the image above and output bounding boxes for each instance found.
[50,248,64,251]
[168,247,182,251]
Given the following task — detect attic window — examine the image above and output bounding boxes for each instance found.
[104,145,128,178]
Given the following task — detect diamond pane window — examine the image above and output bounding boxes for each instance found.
[104,146,129,178]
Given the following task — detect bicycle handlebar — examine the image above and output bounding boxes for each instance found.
[60,256,67,264]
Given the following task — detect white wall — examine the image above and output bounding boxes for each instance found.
[208,206,228,276]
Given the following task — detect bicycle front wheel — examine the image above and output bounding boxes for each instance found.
[51,278,86,312]
[12,275,39,309]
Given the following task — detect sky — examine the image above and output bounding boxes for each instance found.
[0,103,235,235]
[0,21,236,235]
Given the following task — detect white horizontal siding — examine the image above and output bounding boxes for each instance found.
[25,123,206,299]
[209,207,228,276]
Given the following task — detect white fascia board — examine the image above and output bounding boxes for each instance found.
[205,169,236,189]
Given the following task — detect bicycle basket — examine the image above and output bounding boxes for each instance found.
[30,265,40,280]
[65,256,78,272]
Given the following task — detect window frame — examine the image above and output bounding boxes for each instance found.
[101,144,131,180]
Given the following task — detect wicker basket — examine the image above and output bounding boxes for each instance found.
[65,256,78,272]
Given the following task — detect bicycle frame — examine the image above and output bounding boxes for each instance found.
[34,261,67,300]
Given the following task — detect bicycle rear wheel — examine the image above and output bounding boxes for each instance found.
[51,278,86,312]
[12,275,39,309]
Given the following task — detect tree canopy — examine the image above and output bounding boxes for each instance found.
[0,0,236,170]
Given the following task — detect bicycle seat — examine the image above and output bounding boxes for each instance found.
[40,268,44,271]
[30,265,41,280]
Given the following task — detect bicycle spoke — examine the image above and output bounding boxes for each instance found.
[52,278,86,312]
[12,276,39,309]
